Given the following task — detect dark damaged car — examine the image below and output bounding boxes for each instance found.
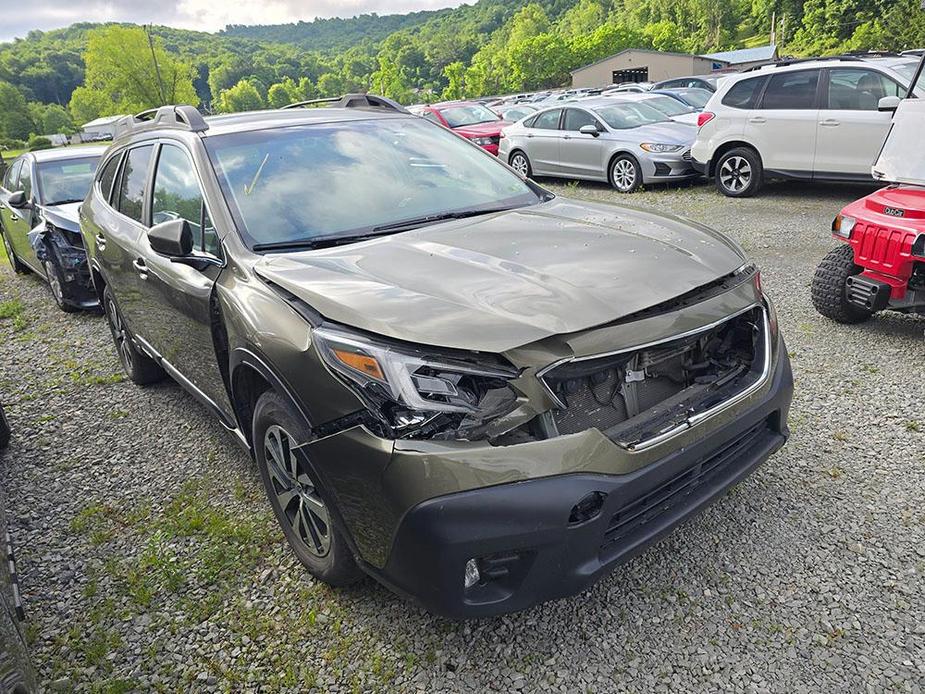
[0,147,106,312]
[80,97,793,618]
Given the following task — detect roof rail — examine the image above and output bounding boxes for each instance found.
[281,93,409,113]
[743,52,906,72]
[113,105,209,138]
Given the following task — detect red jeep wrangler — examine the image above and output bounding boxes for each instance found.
[812,60,925,324]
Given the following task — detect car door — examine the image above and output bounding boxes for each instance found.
[558,108,606,180]
[5,159,41,271]
[744,68,821,176]
[813,67,901,179]
[523,108,564,175]
[136,141,234,420]
[103,144,156,331]
[0,160,23,257]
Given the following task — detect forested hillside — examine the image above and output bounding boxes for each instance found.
[0,0,923,142]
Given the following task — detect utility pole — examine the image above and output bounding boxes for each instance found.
[770,11,777,46]
[145,25,167,104]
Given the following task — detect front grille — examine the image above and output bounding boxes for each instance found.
[854,223,917,274]
[542,308,763,441]
[600,418,770,553]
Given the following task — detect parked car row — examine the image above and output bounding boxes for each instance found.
[0,94,794,619]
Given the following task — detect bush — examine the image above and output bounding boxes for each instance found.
[27,135,52,151]
[0,138,26,151]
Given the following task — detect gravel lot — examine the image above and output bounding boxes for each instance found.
[1,179,923,693]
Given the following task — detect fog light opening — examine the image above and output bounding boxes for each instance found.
[569,491,607,525]
[464,558,480,590]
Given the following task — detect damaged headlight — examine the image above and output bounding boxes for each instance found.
[312,326,521,440]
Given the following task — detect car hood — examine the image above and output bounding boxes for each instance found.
[610,121,696,145]
[254,198,747,353]
[452,120,507,137]
[39,202,81,233]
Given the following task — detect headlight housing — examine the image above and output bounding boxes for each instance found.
[640,143,683,153]
[832,214,856,239]
[470,136,494,146]
[313,325,521,440]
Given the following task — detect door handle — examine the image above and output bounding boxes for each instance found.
[525,133,534,138]
[747,116,766,124]
[819,119,840,127]
[563,135,572,140]
[132,258,148,279]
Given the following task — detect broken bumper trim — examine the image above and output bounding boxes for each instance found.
[370,349,792,619]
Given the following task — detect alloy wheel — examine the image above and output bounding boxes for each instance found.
[719,156,752,193]
[44,260,64,307]
[106,297,134,373]
[263,424,331,557]
[510,153,529,176]
[612,159,637,192]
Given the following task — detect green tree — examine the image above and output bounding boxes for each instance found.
[75,26,199,116]
[0,81,34,140]
[441,61,467,100]
[68,86,111,125]
[217,79,264,113]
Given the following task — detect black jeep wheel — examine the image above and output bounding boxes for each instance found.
[1,227,28,274]
[253,390,362,587]
[715,147,763,198]
[43,256,78,313]
[811,245,873,323]
[102,285,165,384]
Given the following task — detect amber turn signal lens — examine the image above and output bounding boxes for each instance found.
[332,349,385,381]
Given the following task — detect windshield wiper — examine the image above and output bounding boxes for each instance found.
[46,199,83,206]
[372,205,520,233]
[252,234,383,252]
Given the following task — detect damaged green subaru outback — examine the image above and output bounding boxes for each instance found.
[80,96,792,618]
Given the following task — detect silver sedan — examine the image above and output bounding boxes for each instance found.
[498,97,698,193]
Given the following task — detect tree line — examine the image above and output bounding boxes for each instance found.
[0,0,923,142]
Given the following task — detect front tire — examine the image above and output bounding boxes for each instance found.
[811,245,872,324]
[252,390,362,587]
[102,285,165,384]
[715,147,763,197]
[509,150,532,178]
[43,257,78,313]
[609,154,642,193]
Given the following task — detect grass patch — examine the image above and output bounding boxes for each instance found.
[0,298,24,319]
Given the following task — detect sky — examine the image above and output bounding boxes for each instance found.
[0,0,471,42]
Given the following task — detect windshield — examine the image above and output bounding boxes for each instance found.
[594,102,670,129]
[891,59,923,95]
[205,118,540,249]
[439,104,500,128]
[678,89,711,108]
[644,96,693,117]
[36,156,100,206]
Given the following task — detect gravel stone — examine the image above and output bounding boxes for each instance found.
[0,179,923,692]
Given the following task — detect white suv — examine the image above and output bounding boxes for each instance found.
[691,56,921,196]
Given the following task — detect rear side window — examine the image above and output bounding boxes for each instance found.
[826,68,903,110]
[759,70,820,110]
[151,144,219,255]
[722,76,768,109]
[531,109,561,129]
[97,154,122,203]
[116,145,154,224]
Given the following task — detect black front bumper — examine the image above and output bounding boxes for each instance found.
[374,351,793,619]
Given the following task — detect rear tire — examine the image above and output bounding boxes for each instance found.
[609,154,642,193]
[102,285,165,385]
[1,228,28,274]
[715,147,763,198]
[252,390,362,587]
[509,150,532,178]
[811,245,872,324]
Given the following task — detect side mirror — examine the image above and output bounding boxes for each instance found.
[579,124,600,136]
[149,218,193,257]
[8,191,28,208]
[878,95,902,112]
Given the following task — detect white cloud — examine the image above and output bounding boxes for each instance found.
[0,0,470,42]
